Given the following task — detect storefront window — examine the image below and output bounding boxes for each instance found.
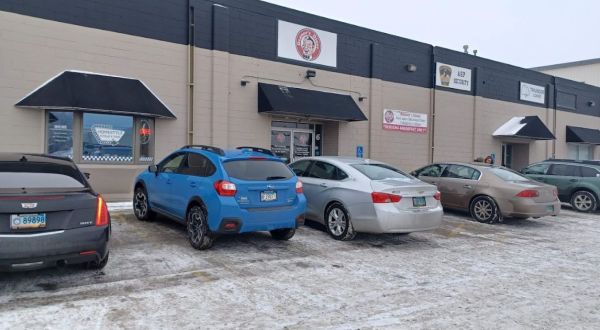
[568,144,593,160]
[137,118,155,162]
[47,112,74,159]
[82,113,133,163]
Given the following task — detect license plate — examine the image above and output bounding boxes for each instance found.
[546,205,554,212]
[260,191,277,202]
[10,213,47,229]
[412,197,426,207]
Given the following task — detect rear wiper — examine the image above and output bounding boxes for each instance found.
[266,176,287,180]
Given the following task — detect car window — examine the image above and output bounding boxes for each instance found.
[522,163,550,175]
[580,166,600,178]
[290,160,312,177]
[223,159,293,181]
[159,153,185,173]
[0,161,87,191]
[442,165,481,180]
[352,163,411,180]
[417,164,447,177]
[178,153,216,177]
[306,161,343,180]
[548,164,580,177]
[489,168,530,182]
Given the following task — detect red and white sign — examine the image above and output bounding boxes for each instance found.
[277,20,337,67]
[382,109,428,133]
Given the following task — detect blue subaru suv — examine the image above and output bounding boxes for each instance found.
[133,145,306,249]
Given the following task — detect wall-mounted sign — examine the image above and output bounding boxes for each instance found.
[383,110,428,133]
[91,124,125,145]
[435,62,472,91]
[277,20,337,67]
[520,82,546,104]
[356,145,364,158]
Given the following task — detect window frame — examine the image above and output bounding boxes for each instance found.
[548,163,581,177]
[522,163,550,175]
[305,160,348,181]
[45,111,155,165]
[178,152,217,177]
[442,165,481,181]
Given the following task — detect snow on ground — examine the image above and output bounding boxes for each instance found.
[1,208,599,329]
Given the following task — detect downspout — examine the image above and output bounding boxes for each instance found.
[429,49,436,163]
[552,77,557,158]
[187,3,195,145]
[471,67,478,161]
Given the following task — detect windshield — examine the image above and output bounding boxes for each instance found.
[489,167,530,182]
[223,159,294,181]
[351,163,411,180]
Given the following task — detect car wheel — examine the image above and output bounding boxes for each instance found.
[570,191,597,212]
[470,196,502,223]
[325,202,356,241]
[134,187,155,221]
[85,251,109,270]
[270,228,296,240]
[186,205,214,250]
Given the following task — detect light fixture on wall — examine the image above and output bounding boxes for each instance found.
[240,80,250,86]
[588,100,596,107]
[305,70,317,79]
[405,64,417,72]
[358,96,368,102]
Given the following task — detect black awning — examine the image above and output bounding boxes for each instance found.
[566,126,600,144]
[258,83,367,122]
[15,71,176,119]
[492,116,555,140]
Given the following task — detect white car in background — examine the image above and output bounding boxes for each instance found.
[289,157,443,240]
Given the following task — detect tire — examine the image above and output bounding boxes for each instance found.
[186,205,215,250]
[270,228,296,240]
[470,196,502,223]
[85,251,109,270]
[570,190,597,213]
[325,202,356,241]
[133,186,155,221]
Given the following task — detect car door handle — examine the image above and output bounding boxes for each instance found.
[463,185,472,189]
[569,179,578,182]
[320,183,328,187]
[166,179,172,185]
[189,182,198,188]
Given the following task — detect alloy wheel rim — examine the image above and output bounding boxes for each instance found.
[574,194,593,210]
[328,208,346,236]
[188,208,204,244]
[474,200,493,220]
[134,191,147,217]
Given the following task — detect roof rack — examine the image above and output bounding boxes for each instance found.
[544,158,600,166]
[180,145,225,156]
[236,146,275,156]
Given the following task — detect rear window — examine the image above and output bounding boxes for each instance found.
[352,163,411,180]
[0,162,87,191]
[223,159,293,181]
[489,168,530,182]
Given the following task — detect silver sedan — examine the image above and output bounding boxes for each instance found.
[289,157,443,240]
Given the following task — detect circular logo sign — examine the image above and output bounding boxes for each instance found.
[276,132,286,144]
[139,120,151,145]
[384,110,395,123]
[295,28,321,61]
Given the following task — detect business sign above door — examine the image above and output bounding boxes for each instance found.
[277,20,337,67]
[435,62,472,91]
[383,109,428,133]
[520,82,546,104]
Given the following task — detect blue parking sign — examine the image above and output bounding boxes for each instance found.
[356,145,364,158]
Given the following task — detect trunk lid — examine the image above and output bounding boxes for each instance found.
[371,178,439,210]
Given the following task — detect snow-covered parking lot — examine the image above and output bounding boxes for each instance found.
[1,208,600,329]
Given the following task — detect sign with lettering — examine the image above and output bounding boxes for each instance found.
[382,110,428,133]
[435,62,472,91]
[520,82,546,104]
[277,20,337,67]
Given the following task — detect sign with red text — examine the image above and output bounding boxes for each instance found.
[382,109,428,133]
[277,20,337,67]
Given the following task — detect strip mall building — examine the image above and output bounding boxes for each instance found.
[1,0,600,200]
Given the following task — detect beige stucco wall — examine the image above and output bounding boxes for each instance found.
[539,63,600,87]
[555,110,600,159]
[432,90,475,162]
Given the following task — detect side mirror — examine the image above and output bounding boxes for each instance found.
[148,165,158,173]
[84,172,91,179]
[410,171,417,176]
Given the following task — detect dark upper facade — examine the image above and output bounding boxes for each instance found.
[1,0,599,116]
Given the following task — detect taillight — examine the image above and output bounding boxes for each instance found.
[214,180,237,196]
[434,191,441,200]
[296,180,303,194]
[95,195,109,226]
[516,189,539,198]
[371,192,402,203]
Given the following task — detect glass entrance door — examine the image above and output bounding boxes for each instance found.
[271,128,315,163]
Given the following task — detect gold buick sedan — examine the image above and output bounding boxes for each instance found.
[411,162,560,223]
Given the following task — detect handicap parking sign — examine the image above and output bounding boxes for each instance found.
[356,145,364,158]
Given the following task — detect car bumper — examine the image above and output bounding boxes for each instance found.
[210,195,307,234]
[357,204,443,234]
[0,225,109,272]
[503,199,561,218]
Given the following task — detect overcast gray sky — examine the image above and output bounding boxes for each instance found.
[262,0,599,68]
